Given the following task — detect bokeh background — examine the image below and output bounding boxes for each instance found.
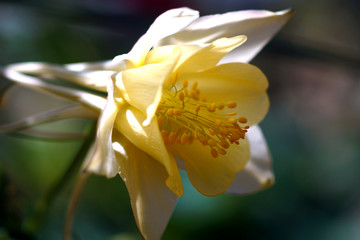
[1,0,360,239]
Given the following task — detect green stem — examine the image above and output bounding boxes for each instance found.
[22,120,97,236]
[63,173,89,240]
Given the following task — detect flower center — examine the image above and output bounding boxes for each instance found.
[156,75,249,158]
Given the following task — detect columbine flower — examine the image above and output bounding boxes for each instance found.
[2,7,292,240]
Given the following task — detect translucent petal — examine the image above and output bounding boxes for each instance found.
[126,7,199,66]
[157,9,293,63]
[8,62,114,92]
[4,66,106,111]
[168,138,249,196]
[112,131,178,240]
[83,74,120,177]
[226,125,274,194]
[177,35,247,73]
[179,62,269,125]
[114,103,183,197]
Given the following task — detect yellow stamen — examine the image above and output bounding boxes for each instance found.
[156,80,248,158]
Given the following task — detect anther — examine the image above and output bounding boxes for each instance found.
[169,132,177,143]
[181,133,190,144]
[228,118,237,124]
[208,103,216,112]
[174,108,182,116]
[195,105,201,113]
[218,103,225,110]
[210,148,218,158]
[238,117,247,123]
[218,148,226,155]
[167,109,174,116]
[179,91,185,101]
[227,101,237,108]
[182,79,188,88]
[228,112,237,116]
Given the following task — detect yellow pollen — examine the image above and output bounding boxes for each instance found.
[208,138,217,147]
[211,148,219,158]
[228,118,237,124]
[174,108,182,116]
[208,103,216,112]
[179,91,185,101]
[169,132,177,144]
[227,101,237,108]
[167,108,174,116]
[218,148,226,155]
[180,133,190,144]
[156,80,248,158]
[238,117,248,123]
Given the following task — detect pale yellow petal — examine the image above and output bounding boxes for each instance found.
[114,103,183,197]
[112,131,178,240]
[177,35,247,73]
[115,48,181,126]
[144,45,201,70]
[158,9,293,63]
[179,62,269,125]
[83,74,120,177]
[168,138,249,196]
[226,125,274,194]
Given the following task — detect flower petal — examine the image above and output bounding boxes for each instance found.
[4,66,107,111]
[157,9,293,63]
[114,103,183,197]
[179,62,269,125]
[177,35,247,73]
[116,48,181,126]
[83,74,120,177]
[168,138,249,196]
[112,131,178,240]
[226,125,274,194]
[125,7,199,66]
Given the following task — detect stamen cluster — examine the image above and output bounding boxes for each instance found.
[156,74,249,158]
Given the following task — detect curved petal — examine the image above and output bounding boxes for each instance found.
[179,62,269,125]
[114,103,183,197]
[7,62,115,92]
[157,9,293,63]
[116,48,181,126]
[168,138,249,196]
[177,35,247,74]
[126,7,199,66]
[83,74,120,177]
[226,125,274,194]
[4,66,106,112]
[113,131,177,240]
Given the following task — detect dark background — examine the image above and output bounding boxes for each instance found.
[0,0,360,239]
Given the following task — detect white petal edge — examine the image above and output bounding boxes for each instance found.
[157,9,293,63]
[117,7,199,66]
[226,125,274,195]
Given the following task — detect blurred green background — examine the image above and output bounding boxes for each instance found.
[1,0,360,239]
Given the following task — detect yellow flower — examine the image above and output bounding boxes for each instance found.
[2,7,293,240]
